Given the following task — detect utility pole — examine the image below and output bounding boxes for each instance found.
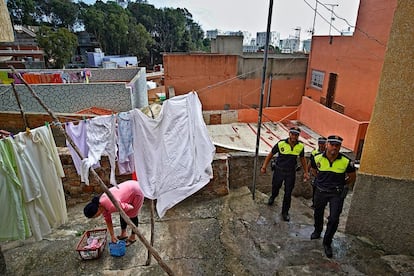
[324,3,339,35]
[311,0,318,35]
[252,0,273,200]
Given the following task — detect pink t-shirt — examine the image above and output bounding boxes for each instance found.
[99,180,144,223]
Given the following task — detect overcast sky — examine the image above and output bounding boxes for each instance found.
[148,0,360,40]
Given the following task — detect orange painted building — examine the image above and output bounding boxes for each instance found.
[300,0,397,155]
[163,0,398,157]
[163,53,308,111]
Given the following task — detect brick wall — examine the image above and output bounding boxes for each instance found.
[59,148,311,206]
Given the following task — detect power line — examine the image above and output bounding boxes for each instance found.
[303,0,343,35]
[315,0,388,47]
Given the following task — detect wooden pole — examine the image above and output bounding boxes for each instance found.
[145,108,156,266]
[145,199,156,265]
[9,66,175,276]
[11,82,29,130]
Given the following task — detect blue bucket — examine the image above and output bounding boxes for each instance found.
[109,240,126,257]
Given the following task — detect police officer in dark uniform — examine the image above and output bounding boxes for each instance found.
[308,137,327,208]
[261,126,310,221]
[309,135,356,258]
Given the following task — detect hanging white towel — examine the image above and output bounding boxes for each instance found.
[131,92,215,217]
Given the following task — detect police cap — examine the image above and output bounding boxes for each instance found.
[289,126,301,135]
[318,137,327,144]
[327,135,343,145]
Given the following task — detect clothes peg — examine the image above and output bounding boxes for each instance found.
[25,127,31,136]
[45,122,49,127]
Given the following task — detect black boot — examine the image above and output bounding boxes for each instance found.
[323,243,333,258]
[281,213,290,221]
[310,231,321,240]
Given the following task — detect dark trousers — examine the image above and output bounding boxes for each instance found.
[313,188,345,245]
[120,215,139,230]
[271,168,296,215]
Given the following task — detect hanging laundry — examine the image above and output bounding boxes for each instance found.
[65,120,100,176]
[81,115,117,187]
[130,92,215,218]
[85,70,92,83]
[10,125,68,241]
[61,72,70,83]
[0,138,31,241]
[117,112,135,175]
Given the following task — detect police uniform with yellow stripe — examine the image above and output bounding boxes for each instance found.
[269,138,305,216]
[310,151,356,246]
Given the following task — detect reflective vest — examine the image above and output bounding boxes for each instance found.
[277,140,304,156]
[314,153,350,173]
[311,149,320,156]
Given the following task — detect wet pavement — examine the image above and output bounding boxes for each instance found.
[2,187,414,275]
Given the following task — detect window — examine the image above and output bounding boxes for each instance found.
[311,70,325,89]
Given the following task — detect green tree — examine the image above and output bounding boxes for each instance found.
[37,26,78,68]
[127,2,159,35]
[80,1,131,55]
[126,22,154,60]
[7,0,36,25]
[128,3,208,64]
[49,0,79,30]
[79,4,105,46]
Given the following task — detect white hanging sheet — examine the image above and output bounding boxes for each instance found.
[130,92,215,217]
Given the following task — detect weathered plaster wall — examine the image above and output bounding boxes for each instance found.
[163,54,307,110]
[304,0,397,121]
[346,0,414,255]
[298,96,368,153]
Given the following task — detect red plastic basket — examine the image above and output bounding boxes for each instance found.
[76,228,108,260]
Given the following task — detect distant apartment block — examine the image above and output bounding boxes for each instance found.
[302,39,312,53]
[256,31,280,48]
[243,44,260,53]
[280,38,300,53]
[206,30,219,40]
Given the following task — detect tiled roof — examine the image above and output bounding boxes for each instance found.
[75,107,114,115]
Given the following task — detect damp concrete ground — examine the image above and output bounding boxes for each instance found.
[2,187,414,275]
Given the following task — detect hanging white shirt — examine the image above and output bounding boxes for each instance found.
[81,115,117,187]
[131,92,215,217]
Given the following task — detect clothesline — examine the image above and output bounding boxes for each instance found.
[6,66,174,274]
[1,69,93,85]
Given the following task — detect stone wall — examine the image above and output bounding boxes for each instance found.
[0,83,132,113]
[0,68,146,114]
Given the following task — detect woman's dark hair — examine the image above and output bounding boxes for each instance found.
[83,196,100,218]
